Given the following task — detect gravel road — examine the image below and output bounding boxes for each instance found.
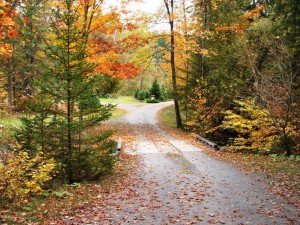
[70,102,299,225]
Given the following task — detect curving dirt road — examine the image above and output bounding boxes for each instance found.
[71,102,300,224]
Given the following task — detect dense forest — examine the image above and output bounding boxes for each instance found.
[0,0,299,207]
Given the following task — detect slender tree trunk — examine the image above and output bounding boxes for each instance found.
[164,0,183,129]
[41,112,45,151]
[52,83,59,122]
[6,43,16,107]
[6,64,13,106]
[181,0,190,122]
[201,0,209,79]
[67,71,73,183]
[140,73,144,90]
[66,2,73,184]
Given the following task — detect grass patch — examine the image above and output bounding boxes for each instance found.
[100,96,143,104]
[110,108,127,120]
[158,105,177,128]
[0,113,22,146]
[1,113,22,127]
[0,107,126,146]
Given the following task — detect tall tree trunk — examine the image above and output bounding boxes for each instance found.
[201,0,209,79]
[66,64,73,184]
[139,73,144,90]
[6,65,13,106]
[181,0,190,122]
[164,0,183,129]
[6,43,16,107]
[66,2,73,184]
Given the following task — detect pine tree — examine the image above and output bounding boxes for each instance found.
[150,79,162,100]
[16,0,115,183]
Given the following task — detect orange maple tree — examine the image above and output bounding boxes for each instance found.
[48,0,143,80]
[0,0,19,57]
[75,0,144,80]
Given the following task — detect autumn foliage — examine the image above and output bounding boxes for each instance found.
[0,151,55,205]
[159,0,300,156]
[81,1,143,80]
[0,0,146,205]
[0,0,18,57]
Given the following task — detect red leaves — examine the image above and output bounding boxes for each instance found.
[95,61,141,80]
[90,38,113,53]
[7,29,18,38]
[0,0,19,57]
[194,215,203,221]
[125,22,139,31]
[88,35,142,79]
[207,219,226,224]
[22,17,30,23]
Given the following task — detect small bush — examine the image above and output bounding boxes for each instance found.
[0,151,55,206]
[161,86,169,101]
[134,89,140,99]
[144,90,150,99]
[218,98,277,153]
[70,134,116,181]
[138,90,146,100]
[271,135,296,155]
[146,98,160,103]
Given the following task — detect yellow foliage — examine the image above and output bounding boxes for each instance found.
[0,72,6,102]
[0,151,56,205]
[222,99,277,152]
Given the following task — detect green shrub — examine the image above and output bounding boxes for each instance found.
[146,98,160,103]
[161,86,169,100]
[70,131,116,180]
[144,90,150,99]
[271,134,296,155]
[134,89,140,99]
[138,90,146,100]
[95,74,121,98]
[81,95,100,109]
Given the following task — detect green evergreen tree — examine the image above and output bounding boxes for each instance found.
[144,90,150,99]
[150,79,162,100]
[138,90,146,100]
[16,0,115,183]
[134,89,140,99]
